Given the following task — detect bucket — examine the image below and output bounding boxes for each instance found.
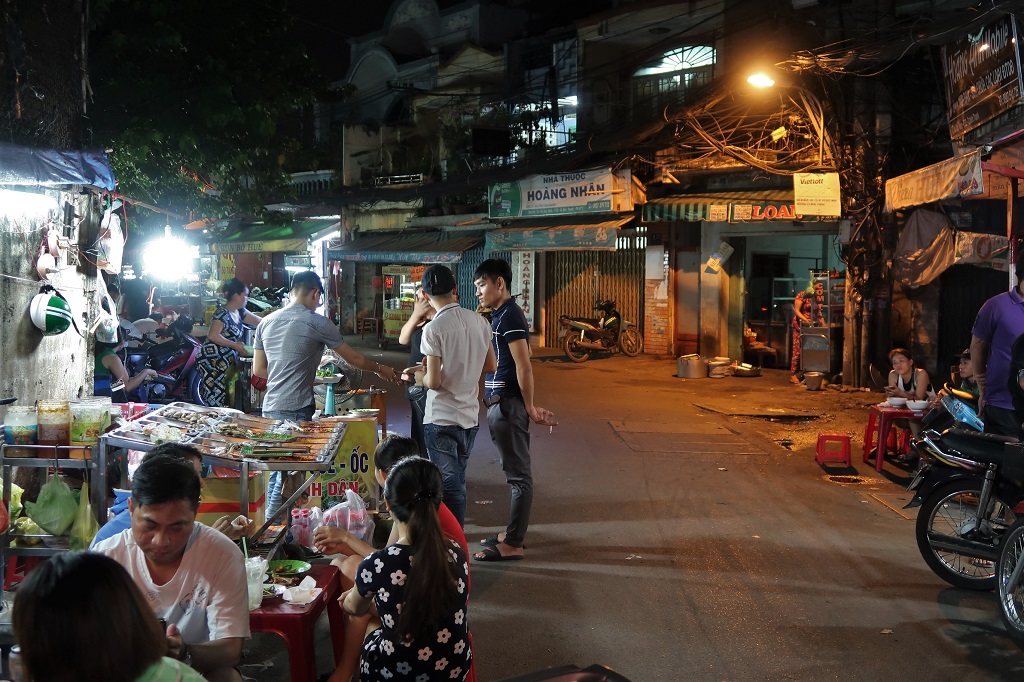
[804,372,825,391]
[677,355,708,379]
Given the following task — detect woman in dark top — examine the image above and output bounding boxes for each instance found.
[196,278,262,406]
[399,288,434,454]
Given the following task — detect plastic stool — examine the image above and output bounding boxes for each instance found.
[816,431,852,466]
[4,556,43,590]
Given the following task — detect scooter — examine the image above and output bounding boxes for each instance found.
[906,424,1024,590]
[558,300,643,363]
[125,315,203,404]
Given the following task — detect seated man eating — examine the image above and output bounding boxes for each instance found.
[93,453,249,682]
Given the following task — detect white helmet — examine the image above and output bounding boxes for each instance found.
[29,292,73,336]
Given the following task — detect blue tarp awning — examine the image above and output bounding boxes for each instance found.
[326,232,482,264]
[485,214,632,251]
[0,141,116,191]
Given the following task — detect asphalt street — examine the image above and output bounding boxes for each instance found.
[243,340,1024,682]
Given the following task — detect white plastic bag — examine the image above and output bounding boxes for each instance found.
[96,208,124,275]
[323,489,373,543]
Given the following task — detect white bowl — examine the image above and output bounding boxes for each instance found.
[886,396,908,407]
[906,400,930,411]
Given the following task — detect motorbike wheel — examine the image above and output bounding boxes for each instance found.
[187,370,206,406]
[998,518,1024,642]
[915,479,1015,590]
[618,327,643,357]
[562,333,590,363]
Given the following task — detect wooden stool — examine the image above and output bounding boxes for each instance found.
[816,431,852,466]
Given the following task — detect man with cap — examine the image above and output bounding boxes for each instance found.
[253,270,399,518]
[956,348,979,397]
[417,264,495,526]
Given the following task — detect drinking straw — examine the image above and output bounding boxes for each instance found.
[242,535,248,560]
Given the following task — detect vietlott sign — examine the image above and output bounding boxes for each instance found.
[489,168,632,218]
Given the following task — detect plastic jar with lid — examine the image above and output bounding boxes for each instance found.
[36,399,71,446]
[3,407,38,445]
[70,398,108,445]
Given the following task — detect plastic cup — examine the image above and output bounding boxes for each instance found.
[245,557,268,610]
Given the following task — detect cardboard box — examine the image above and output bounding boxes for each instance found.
[196,469,267,528]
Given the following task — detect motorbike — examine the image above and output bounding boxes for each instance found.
[907,421,1024,590]
[559,300,643,363]
[124,315,204,404]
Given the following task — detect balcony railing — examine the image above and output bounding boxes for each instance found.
[373,173,424,187]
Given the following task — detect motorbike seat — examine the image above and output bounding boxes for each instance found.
[941,427,1020,465]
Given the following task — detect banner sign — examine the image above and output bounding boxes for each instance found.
[954,231,1009,269]
[943,14,1024,139]
[793,173,842,216]
[511,251,536,331]
[488,168,632,218]
[212,238,308,254]
[884,148,985,212]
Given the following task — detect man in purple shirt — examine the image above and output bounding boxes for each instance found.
[971,264,1024,437]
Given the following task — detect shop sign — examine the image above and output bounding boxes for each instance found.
[212,237,308,254]
[488,168,632,218]
[943,14,1024,139]
[793,173,842,216]
[728,202,822,223]
[954,231,1009,270]
[706,242,735,273]
[308,420,379,511]
[511,251,536,331]
[884,148,985,211]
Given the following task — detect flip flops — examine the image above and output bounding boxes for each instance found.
[474,544,524,562]
[479,534,525,549]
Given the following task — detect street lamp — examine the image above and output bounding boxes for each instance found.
[745,72,832,169]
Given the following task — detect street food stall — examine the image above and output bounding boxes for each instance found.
[381,265,423,347]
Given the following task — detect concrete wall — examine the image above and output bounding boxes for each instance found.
[0,191,99,421]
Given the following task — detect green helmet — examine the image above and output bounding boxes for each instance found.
[30,292,73,336]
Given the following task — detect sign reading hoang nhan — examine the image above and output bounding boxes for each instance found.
[488,168,633,218]
[943,14,1024,139]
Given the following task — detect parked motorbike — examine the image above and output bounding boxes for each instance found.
[559,300,643,363]
[907,424,1024,590]
[997,513,1024,642]
[124,315,203,404]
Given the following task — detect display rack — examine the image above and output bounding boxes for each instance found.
[0,444,107,580]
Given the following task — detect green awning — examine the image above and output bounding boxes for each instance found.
[485,215,632,251]
[643,190,830,222]
[210,219,339,253]
[326,232,482,263]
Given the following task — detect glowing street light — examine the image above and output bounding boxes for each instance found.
[746,72,776,89]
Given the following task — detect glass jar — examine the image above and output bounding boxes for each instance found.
[70,398,108,445]
[36,399,71,446]
[3,407,38,445]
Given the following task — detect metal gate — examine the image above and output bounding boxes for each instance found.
[544,231,646,347]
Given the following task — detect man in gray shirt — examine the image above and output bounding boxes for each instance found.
[253,271,397,516]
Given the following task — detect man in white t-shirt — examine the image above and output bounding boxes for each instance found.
[94,453,249,682]
[419,264,496,526]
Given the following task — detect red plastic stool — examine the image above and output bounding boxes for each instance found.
[4,556,44,590]
[816,431,852,466]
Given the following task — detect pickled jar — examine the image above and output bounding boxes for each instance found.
[3,407,38,445]
[36,399,71,446]
[70,398,107,445]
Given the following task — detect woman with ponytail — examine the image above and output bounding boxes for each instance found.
[340,456,471,681]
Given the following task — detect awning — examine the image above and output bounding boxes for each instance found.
[485,215,632,251]
[210,219,340,254]
[642,190,829,222]
[884,146,1024,212]
[326,231,482,263]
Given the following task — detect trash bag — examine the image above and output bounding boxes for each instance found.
[323,489,373,543]
[69,482,99,550]
[24,473,77,535]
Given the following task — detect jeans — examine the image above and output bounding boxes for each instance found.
[263,404,316,520]
[423,423,479,527]
[486,396,533,548]
[407,385,428,455]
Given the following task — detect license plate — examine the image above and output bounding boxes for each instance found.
[907,464,930,491]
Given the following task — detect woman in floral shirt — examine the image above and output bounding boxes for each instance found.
[342,457,471,681]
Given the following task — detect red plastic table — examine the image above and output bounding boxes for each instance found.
[249,563,344,682]
[862,404,924,472]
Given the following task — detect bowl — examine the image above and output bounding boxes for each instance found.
[886,396,908,407]
[906,400,930,411]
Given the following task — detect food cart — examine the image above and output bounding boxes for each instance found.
[380,265,423,348]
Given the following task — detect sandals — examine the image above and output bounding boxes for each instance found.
[474,544,524,562]
[895,452,918,465]
[789,375,801,385]
[479,533,525,549]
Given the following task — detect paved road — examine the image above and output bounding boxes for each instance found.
[245,343,1024,681]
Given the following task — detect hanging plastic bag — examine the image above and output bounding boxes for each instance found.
[9,483,24,519]
[0,498,9,535]
[323,489,373,543]
[69,482,100,550]
[96,206,124,275]
[24,473,78,536]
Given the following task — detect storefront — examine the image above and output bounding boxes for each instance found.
[208,219,339,292]
[325,231,484,347]
[643,190,841,363]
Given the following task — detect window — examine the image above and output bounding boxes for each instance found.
[632,46,715,116]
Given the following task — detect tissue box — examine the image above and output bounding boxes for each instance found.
[197,468,267,527]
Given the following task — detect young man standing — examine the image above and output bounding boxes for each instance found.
[419,264,495,527]
[473,258,556,561]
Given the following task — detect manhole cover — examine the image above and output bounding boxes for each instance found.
[826,475,868,484]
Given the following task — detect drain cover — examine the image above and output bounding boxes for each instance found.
[827,475,867,484]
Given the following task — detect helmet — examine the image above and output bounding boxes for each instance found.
[29,292,73,336]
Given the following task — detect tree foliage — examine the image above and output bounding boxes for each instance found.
[87,0,328,219]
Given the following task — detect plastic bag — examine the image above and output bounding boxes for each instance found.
[323,490,373,543]
[0,499,8,534]
[308,506,323,538]
[25,473,78,536]
[10,483,24,518]
[96,208,124,275]
[12,517,43,544]
[69,482,99,550]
